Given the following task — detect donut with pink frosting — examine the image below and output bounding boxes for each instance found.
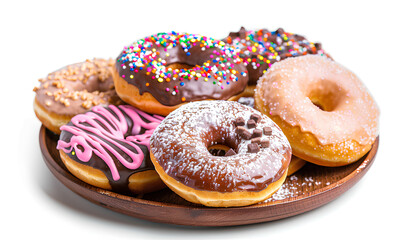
[255,55,379,166]
[57,105,166,194]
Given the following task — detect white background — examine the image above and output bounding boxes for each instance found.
[1,0,418,239]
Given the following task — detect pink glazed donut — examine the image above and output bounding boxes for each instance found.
[255,55,379,166]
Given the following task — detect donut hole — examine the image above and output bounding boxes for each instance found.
[310,99,327,111]
[69,78,115,96]
[307,80,346,112]
[166,62,195,71]
[203,125,239,157]
[208,144,236,157]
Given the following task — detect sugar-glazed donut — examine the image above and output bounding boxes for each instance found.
[255,55,379,166]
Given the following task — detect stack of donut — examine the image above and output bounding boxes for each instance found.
[34,29,379,207]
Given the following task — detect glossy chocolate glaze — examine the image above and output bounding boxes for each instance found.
[58,105,163,194]
[150,101,291,193]
[223,27,328,85]
[115,32,248,106]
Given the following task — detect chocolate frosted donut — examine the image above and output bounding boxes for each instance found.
[112,32,249,116]
[57,105,166,194]
[223,27,328,86]
[33,58,122,134]
[150,101,291,207]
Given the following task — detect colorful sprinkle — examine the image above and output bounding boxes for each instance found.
[225,28,326,72]
[117,32,245,98]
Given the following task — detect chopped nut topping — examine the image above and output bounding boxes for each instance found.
[34,59,117,110]
[82,100,92,109]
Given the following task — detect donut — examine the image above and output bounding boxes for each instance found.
[150,101,292,207]
[57,105,166,194]
[223,27,328,99]
[236,96,306,175]
[255,55,379,166]
[33,58,122,134]
[112,32,249,116]
[287,156,307,176]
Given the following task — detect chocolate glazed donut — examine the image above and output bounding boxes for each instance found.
[57,105,165,194]
[223,27,329,86]
[113,32,249,114]
[150,101,292,207]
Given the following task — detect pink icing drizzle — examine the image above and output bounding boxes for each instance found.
[57,105,164,181]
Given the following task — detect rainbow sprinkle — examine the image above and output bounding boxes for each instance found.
[117,32,246,97]
[225,28,326,72]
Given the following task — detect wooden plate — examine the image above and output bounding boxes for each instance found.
[39,126,378,226]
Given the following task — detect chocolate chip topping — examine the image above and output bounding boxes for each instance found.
[234,117,246,126]
[236,126,252,140]
[250,113,261,123]
[252,129,263,138]
[251,137,261,144]
[225,148,237,157]
[261,139,270,148]
[263,127,272,136]
[247,119,257,128]
[247,143,260,153]
[234,114,273,151]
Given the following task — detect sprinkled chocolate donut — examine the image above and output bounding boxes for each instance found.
[33,58,122,134]
[150,101,291,207]
[112,32,249,115]
[57,105,166,194]
[223,27,328,86]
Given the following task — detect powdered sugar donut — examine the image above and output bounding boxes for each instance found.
[150,101,291,207]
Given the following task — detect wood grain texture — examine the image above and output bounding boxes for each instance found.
[39,126,378,226]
